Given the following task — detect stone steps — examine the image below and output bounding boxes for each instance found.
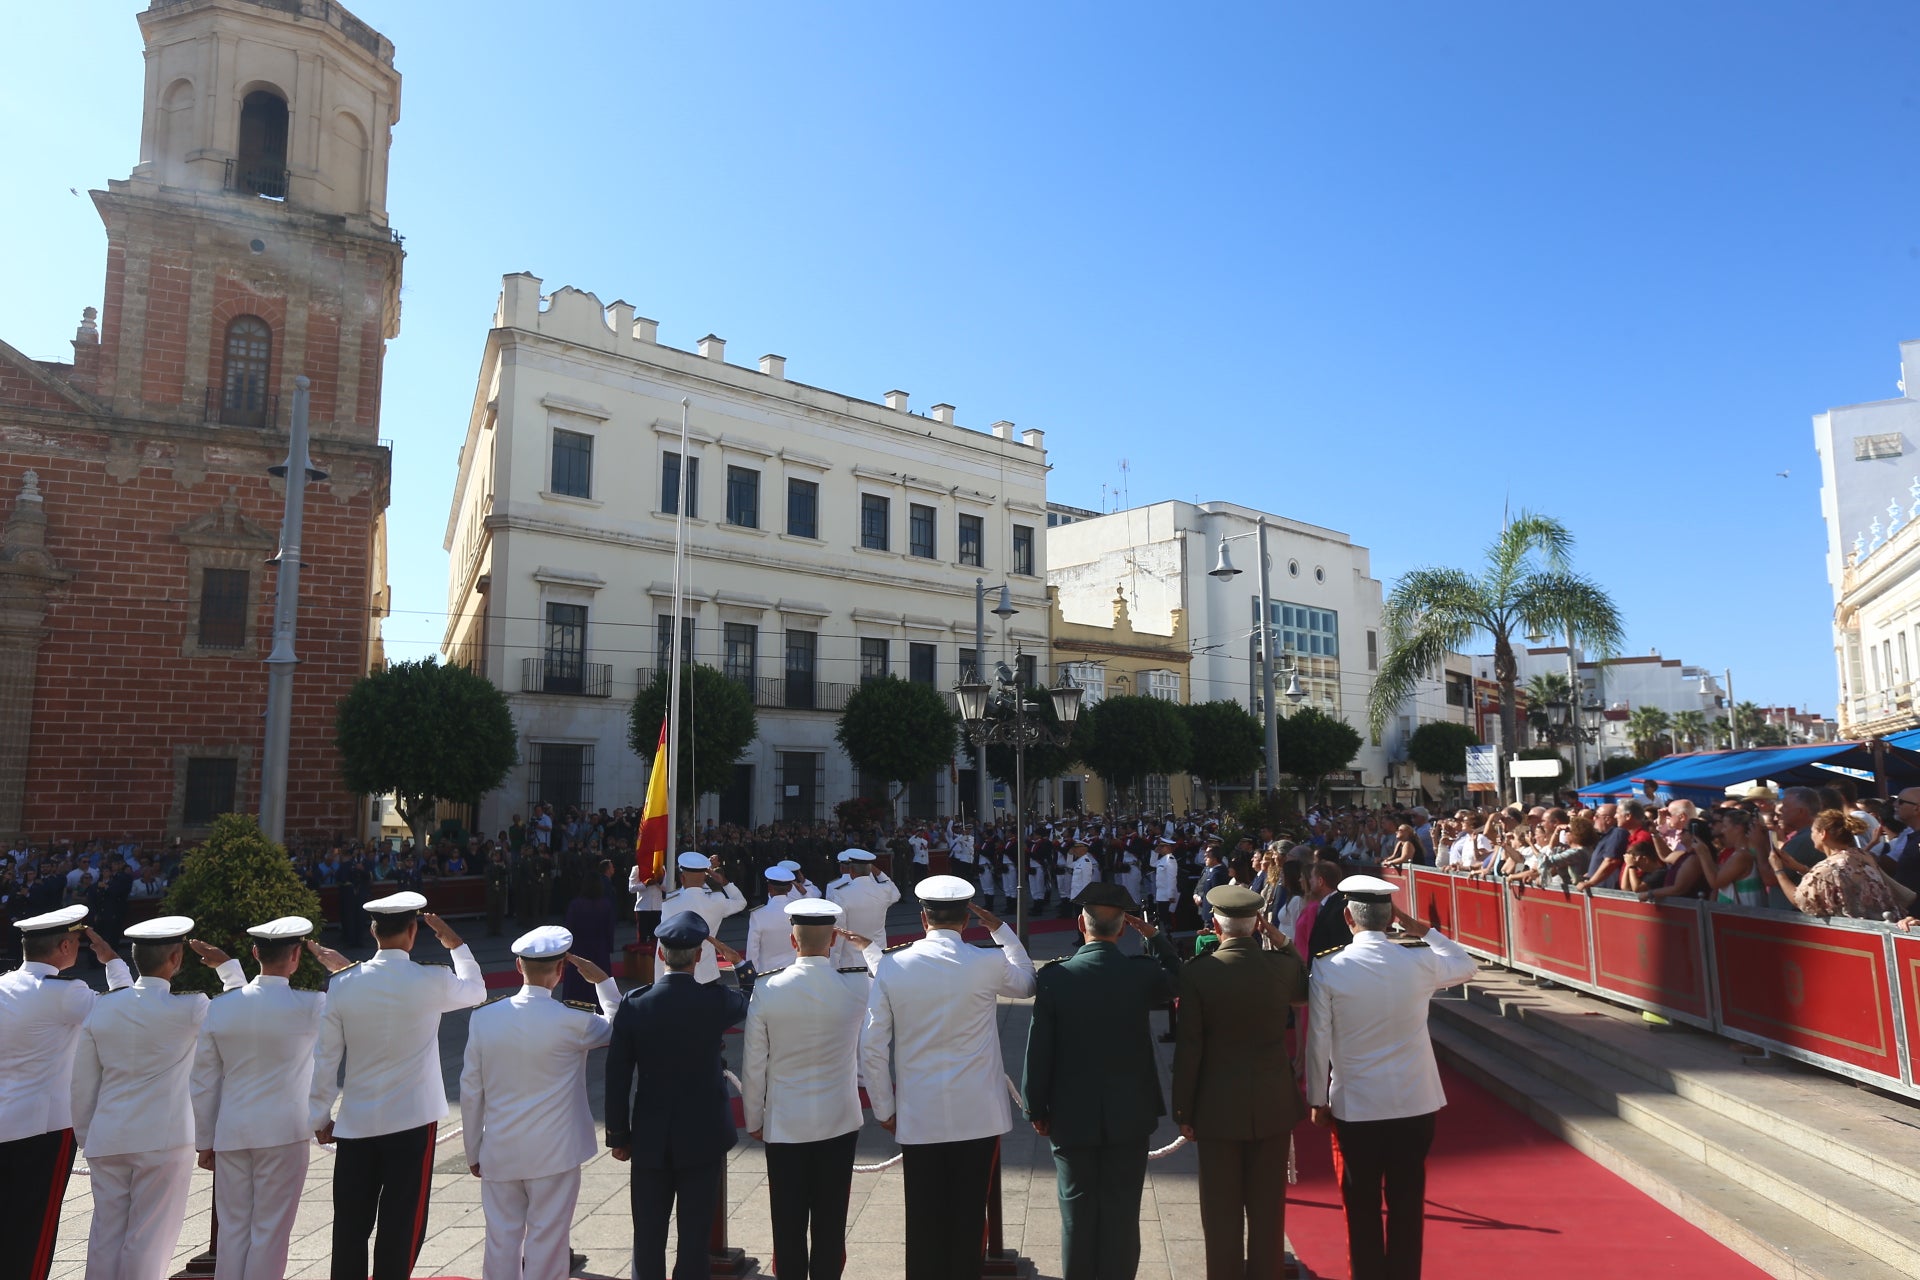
[1428,973,1920,1280]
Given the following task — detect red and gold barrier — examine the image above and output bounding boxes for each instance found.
[1709,911,1903,1083]
[1591,895,1710,1023]
[1509,888,1593,985]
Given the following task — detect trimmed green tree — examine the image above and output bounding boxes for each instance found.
[630,664,760,828]
[1182,700,1264,809]
[1408,721,1480,778]
[835,676,958,820]
[163,814,327,994]
[1073,694,1191,807]
[1273,706,1362,799]
[336,657,518,847]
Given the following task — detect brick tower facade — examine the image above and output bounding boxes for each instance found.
[0,0,400,845]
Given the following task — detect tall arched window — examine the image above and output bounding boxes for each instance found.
[221,316,272,427]
[235,90,289,198]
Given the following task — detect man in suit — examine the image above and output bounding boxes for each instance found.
[310,892,487,1280]
[460,925,620,1280]
[1021,884,1183,1280]
[1171,885,1309,1280]
[1192,842,1229,930]
[191,917,350,1280]
[1880,788,1920,897]
[74,916,245,1280]
[740,898,880,1280]
[605,911,749,1280]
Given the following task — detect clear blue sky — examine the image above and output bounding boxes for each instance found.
[6,0,1918,716]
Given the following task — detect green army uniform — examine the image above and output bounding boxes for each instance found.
[1171,884,1309,1280]
[1021,885,1183,1280]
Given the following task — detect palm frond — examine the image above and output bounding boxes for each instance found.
[1369,567,1487,737]
[1511,570,1625,662]
[1484,511,1575,603]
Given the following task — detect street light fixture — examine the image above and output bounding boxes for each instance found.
[1209,517,1287,796]
[955,664,1081,943]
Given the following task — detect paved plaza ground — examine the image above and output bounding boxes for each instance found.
[49,900,1253,1280]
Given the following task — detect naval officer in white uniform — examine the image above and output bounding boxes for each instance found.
[190,916,349,1280]
[1305,875,1478,1280]
[459,925,620,1280]
[310,891,486,1280]
[824,848,899,969]
[658,852,748,984]
[742,898,880,1280]
[73,915,245,1280]
[744,867,801,981]
[859,875,1036,1280]
[0,905,132,1280]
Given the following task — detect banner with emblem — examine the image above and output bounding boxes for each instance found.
[636,719,670,881]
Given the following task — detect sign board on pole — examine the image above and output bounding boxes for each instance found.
[1508,757,1565,779]
[1465,744,1498,792]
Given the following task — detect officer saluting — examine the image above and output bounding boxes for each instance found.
[73,915,246,1280]
[0,905,132,1280]
[459,925,620,1280]
[310,891,486,1280]
[859,875,1036,1280]
[191,916,350,1280]
[824,848,898,969]
[744,867,800,985]
[659,852,747,984]
[1305,875,1477,1280]
[740,898,880,1280]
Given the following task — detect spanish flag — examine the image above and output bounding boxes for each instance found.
[636,718,670,882]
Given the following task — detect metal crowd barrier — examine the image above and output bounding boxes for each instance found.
[1383,867,1920,1099]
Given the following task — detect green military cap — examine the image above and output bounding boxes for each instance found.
[1206,884,1264,918]
[1072,882,1139,912]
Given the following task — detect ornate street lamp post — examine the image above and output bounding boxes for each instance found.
[954,665,1082,944]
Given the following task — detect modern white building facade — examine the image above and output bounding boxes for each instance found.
[443,275,1051,834]
[1046,500,1390,801]
[1814,340,1920,736]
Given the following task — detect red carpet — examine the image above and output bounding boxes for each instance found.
[1283,1064,1770,1279]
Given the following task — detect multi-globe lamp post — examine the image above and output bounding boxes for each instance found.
[953,665,1083,944]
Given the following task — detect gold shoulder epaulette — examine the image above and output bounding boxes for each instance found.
[837,965,871,975]
[563,998,600,1012]
[882,940,915,954]
[328,960,361,977]
[755,965,788,981]
[414,959,453,969]
[1314,944,1346,959]
[483,989,514,1005]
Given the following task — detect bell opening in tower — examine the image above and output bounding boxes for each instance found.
[233,90,290,200]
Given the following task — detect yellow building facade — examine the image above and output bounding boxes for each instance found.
[1050,586,1194,816]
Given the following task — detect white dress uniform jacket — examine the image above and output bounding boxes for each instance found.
[309,945,487,1138]
[659,882,748,983]
[826,873,901,968]
[1153,853,1179,904]
[627,867,664,913]
[740,945,881,1143]
[458,978,621,1179]
[744,901,798,976]
[73,964,245,1156]
[1067,854,1099,902]
[191,974,327,1152]
[1305,929,1478,1122]
[858,923,1036,1144]
[0,957,131,1143]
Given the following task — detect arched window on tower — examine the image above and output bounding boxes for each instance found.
[231,90,289,199]
[220,316,272,427]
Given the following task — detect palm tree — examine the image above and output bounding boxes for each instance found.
[1732,701,1767,748]
[1670,709,1708,752]
[1524,671,1573,739]
[1369,512,1625,755]
[1627,705,1673,757]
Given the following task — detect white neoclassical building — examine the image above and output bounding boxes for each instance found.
[1814,339,1920,736]
[443,275,1052,833]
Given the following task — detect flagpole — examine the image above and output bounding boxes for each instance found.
[666,398,690,863]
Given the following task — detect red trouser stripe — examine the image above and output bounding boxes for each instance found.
[32,1129,75,1280]
[408,1122,437,1266]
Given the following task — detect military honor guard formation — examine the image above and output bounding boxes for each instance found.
[0,862,1475,1280]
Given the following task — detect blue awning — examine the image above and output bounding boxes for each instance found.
[1578,741,1920,802]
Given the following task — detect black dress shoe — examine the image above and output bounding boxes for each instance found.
[570,1250,587,1271]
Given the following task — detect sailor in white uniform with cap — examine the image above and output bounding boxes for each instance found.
[0,905,132,1280]
[742,898,881,1280]
[73,915,245,1280]
[191,916,349,1280]
[310,891,486,1280]
[658,853,747,984]
[859,875,1036,1280]
[778,859,824,900]
[460,925,620,1280]
[744,867,801,982]
[825,848,899,970]
[1306,874,1478,1280]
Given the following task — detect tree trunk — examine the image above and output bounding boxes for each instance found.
[1492,633,1519,772]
